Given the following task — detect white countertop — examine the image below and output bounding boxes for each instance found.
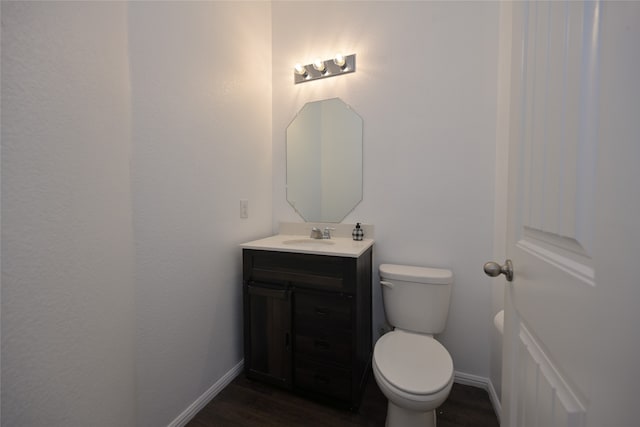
[240,234,374,258]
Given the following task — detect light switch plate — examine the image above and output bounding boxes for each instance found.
[240,199,248,218]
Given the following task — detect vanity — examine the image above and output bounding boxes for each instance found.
[241,97,370,408]
[241,233,373,409]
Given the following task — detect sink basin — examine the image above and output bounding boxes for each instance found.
[282,238,336,246]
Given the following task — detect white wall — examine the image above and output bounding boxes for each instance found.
[1,2,137,426]
[272,1,499,378]
[127,2,272,426]
[2,2,272,426]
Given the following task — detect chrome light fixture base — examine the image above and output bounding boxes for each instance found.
[294,54,356,84]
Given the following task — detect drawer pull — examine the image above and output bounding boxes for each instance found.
[314,374,330,385]
[315,307,329,315]
[314,339,330,349]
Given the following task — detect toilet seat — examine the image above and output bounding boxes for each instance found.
[374,330,453,396]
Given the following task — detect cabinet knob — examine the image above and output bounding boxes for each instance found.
[314,339,330,349]
[314,374,330,385]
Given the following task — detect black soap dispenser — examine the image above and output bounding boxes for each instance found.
[352,223,364,241]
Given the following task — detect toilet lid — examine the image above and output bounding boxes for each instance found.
[374,331,453,395]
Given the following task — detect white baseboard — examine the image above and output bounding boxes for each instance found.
[454,370,488,388]
[486,378,502,425]
[454,371,501,425]
[168,359,244,427]
[167,364,501,426]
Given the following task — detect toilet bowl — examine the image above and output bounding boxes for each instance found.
[374,264,454,427]
[373,330,453,427]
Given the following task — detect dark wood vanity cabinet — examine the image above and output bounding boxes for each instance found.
[242,247,372,409]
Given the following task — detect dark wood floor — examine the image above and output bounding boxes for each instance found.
[187,374,499,427]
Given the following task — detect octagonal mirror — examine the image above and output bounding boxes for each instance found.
[286,98,363,223]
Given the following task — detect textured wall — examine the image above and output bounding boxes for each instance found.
[272,1,500,378]
[1,3,137,426]
[127,2,272,426]
[1,2,273,426]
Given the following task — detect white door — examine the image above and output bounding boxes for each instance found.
[498,2,640,427]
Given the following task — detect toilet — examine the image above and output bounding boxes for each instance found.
[372,264,454,427]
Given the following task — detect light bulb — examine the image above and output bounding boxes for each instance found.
[294,63,308,77]
[333,53,346,69]
[312,58,326,74]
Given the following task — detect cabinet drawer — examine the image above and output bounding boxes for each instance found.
[295,359,351,402]
[295,331,351,365]
[294,292,351,330]
[244,250,354,292]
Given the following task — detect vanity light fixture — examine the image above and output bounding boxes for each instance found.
[294,53,356,84]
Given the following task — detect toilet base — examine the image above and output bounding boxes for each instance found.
[386,401,437,427]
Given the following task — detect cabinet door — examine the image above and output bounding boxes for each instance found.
[244,283,292,387]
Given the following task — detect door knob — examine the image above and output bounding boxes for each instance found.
[483,259,514,282]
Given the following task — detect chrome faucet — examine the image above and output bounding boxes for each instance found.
[310,226,335,239]
[310,227,323,239]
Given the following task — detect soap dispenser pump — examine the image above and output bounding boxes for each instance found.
[352,223,364,241]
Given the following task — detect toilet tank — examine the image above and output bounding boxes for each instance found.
[379,264,453,334]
